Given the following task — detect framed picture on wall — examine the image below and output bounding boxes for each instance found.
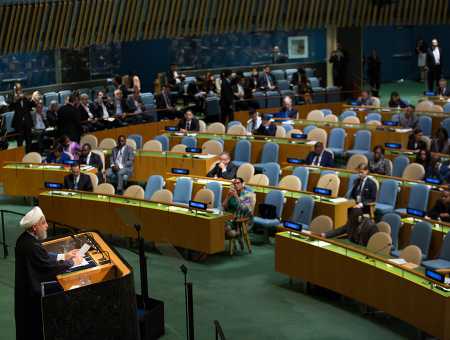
[287,36,309,59]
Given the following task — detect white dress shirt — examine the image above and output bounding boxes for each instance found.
[116,147,125,169]
[246,116,262,132]
[433,47,440,65]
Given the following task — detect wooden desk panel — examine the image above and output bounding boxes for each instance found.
[0,146,24,174]
[275,233,450,339]
[39,192,229,254]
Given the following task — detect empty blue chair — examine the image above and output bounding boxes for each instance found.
[346,130,371,157]
[292,167,309,191]
[206,181,222,209]
[303,125,316,135]
[58,90,71,105]
[278,79,290,91]
[418,116,432,136]
[395,183,429,215]
[327,128,346,157]
[444,103,450,113]
[266,91,280,108]
[43,92,59,106]
[2,111,15,133]
[392,221,432,259]
[442,118,450,136]
[282,124,294,134]
[141,92,155,105]
[261,162,280,186]
[381,213,402,251]
[272,69,285,81]
[254,142,279,167]
[181,136,197,148]
[291,196,315,229]
[321,109,333,116]
[173,177,193,205]
[366,112,381,122]
[391,113,400,122]
[253,91,266,109]
[144,175,164,200]
[154,135,169,151]
[128,134,143,149]
[227,120,241,129]
[233,139,251,167]
[285,69,297,81]
[253,190,285,229]
[340,110,357,121]
[392,155,409,177]
[423,233,450,270]
[375,180,399,214]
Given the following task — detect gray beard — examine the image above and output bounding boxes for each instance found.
[37,230,47,240]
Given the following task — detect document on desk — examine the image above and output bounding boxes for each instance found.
[70,258,89,269]
[78,243,90,257]
[329,198,348,203]
[193,154,216,159]
[388,258,407,265]
[394,128,412,133]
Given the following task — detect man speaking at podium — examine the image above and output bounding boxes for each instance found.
[15,206,82,340]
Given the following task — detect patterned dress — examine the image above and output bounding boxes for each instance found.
[225,189,254,231]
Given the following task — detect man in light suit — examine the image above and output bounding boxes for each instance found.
[79,143,104,183]
[106,135,134,194]
[426,38,443,92]
[305,142,334,167]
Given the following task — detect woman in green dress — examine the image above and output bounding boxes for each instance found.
[223,177,254,238]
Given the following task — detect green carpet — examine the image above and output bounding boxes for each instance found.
[0,196,417,340]
[378,80,427,107]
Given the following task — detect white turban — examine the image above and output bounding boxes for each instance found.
[20,207,44,229]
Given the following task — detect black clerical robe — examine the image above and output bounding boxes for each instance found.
[15,232,73,340]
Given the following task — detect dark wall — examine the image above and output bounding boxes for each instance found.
[338,27,363,95]
[363,25,450,82]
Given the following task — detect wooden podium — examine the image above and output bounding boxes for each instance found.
[40,232,140,340]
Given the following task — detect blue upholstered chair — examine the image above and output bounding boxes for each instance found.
[366,112,381,122]
[292,167,309,191]
[206,181,222,209]
[253,190,285,230]
[375,179,399,214]
[395,183,429,215]
[154,135,169,151]
[128,134,143,149]
[340,110,357,121]
[173,177,193,205]
[303,125,316,135]
[381,213,402,251]
[346,130,372,158]
[233,139,252,167]
[261,162,280,186]
[418,116,432,136]
[144,175,164,200]
[291,196,315,229]
[392,155,409,178]
[392,221,432,260]
[423,233,450,270]
[327,128,346,157]
[254,142,279,167]
[181,136,197,148]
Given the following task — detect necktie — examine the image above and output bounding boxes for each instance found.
[186,121,190,130]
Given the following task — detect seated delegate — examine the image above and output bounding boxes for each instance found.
[305,142,334,167]
[177,109,200,132]
[369,145,392,176]
[428,190,450,222]
[222,177,254,239]
[407,128,427,151]
[207,152,238,180]
[63,162,93,191]
[106,135,135,194]
[254,114,277,136]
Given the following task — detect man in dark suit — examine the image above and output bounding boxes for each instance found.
[15,207,82,340]
[57,94,83,142]
[305,142,334,167]
[437,79,450,97]
[9,84,36,152]
[220,70,235,123]
[329,43,346,88]
[156,85,179,119]
[426,38,443,92]
[79,143,104,183]
[347,163,377,214]
[207,152,238,180]
[63,162,93,191]
[254,114,276,136]
[177,109,200,132]
[258,65,277,91]
[166,63,184,92]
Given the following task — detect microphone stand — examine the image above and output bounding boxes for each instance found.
[134,223,149,310]
[180,264,195,340]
